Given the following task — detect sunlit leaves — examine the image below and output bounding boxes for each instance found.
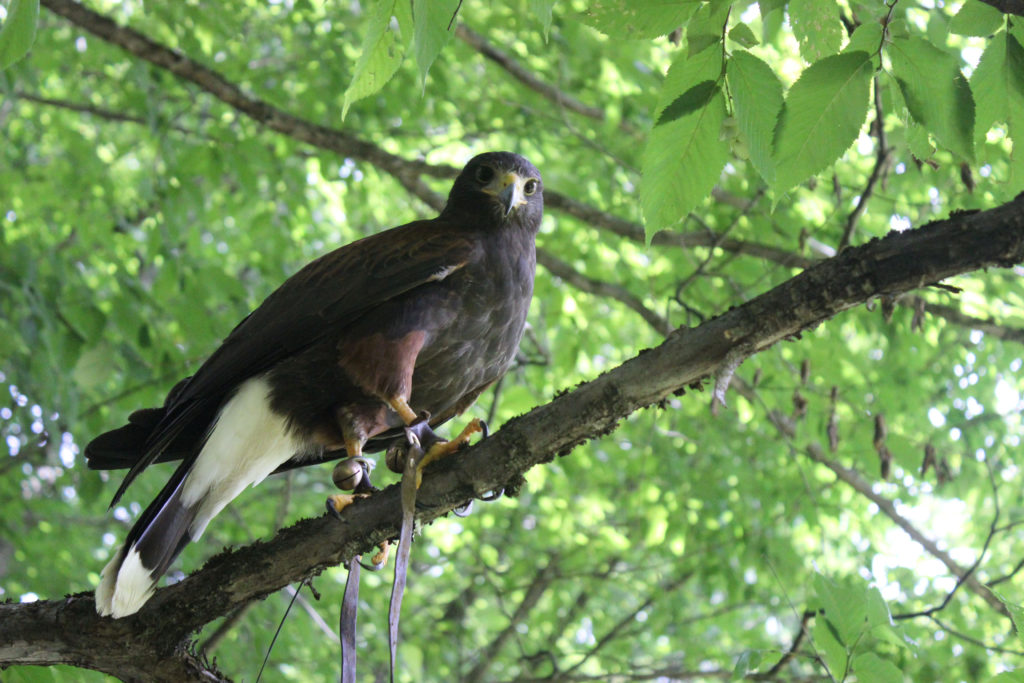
[641,44,728,236]
[342,1,404,118]
[412,0,458,88]
[0,0,38,70]
[727,50,782,184]
[581,0,699,39]
[772,51,873,195]
[789,0,843,62]
[949,1,1005,37]
[852,653,903,683]
[888,36,975,161]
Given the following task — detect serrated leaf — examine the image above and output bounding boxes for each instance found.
[772,51,872,195]
[342,1,404,118]
[728,22,758,47]
[790,0,843,62]
[950,0,1004,37]
[972,33,1024,142]
[888,36,975,161]
[852,653,903,683]
[412,0,458,88]
[0,0,39,70]
[728,50,783,184]
[580,0,699,39]
[641,45,729,236]
[844,22,883,58]
[687,1,730,57]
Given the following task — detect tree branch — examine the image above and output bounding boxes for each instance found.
[2,187,1023,678]
[455,24,610,124]
[537,250,672,335]
[803,443,1005,614]
[977,0,1024,16]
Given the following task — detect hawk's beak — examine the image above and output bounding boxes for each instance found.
[496,172,526,217]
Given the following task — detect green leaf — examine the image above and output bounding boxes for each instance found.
[852,653,903,683]
[728,50,783,184]
[580,0,699,39]
[990,672,1024,683]
[656,80,718,126]
[342,0,404,118]
[687,0,730,57]
[813,574,868,645]
[0,0,39,70]
[994,590,1024,643]
[844,22,883,58]
[412,0,458,88]
[812,616,848,679]
[531,0,556,38]
[971,32,1024,141]
[641,45,729,237]
[789,0,843,62]
[727,22,758,48]
[950,0,1005,37]
[888,36,975,161]
[772,51,873,195]
[864,586,891,629]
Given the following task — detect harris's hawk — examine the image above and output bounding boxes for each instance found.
[87,151,543,618]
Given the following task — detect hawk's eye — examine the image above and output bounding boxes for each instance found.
[475,165,495,184]
[524,179,539,196]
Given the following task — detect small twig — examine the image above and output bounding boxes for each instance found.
[838,79,890,251]
[763,610,815,677]
[455,24,613,125]
[537,249,671,335]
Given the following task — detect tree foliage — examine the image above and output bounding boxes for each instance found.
[2,0,1024,681]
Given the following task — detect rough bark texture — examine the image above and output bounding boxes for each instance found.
[2,195,1023,680]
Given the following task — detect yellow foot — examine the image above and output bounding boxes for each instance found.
[326,493,369,518]
[370,541,390,569]
[416,418,486,488]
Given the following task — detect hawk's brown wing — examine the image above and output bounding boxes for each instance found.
[96,220,479,503]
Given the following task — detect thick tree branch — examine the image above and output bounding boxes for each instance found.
[2,190,1023,678]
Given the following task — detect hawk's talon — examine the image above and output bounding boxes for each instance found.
[326,493,369,519]
[358,541,390,570]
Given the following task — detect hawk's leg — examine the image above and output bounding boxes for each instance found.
[387,397,486,487]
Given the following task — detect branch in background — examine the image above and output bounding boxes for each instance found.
[902,297,1024,344]
[978,0,1024,16]
[14,92,199,135]
[464,557,559,683]
[455,24,609,124]
[537,250,671,335]
[802,443,1005,615]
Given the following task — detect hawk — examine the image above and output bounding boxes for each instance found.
[87,151,543,618]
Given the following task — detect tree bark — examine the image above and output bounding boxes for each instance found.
[2,194,1023,680]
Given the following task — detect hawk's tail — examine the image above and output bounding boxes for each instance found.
[95,459,197,618]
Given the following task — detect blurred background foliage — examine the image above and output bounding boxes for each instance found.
[2,0,1024,681]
